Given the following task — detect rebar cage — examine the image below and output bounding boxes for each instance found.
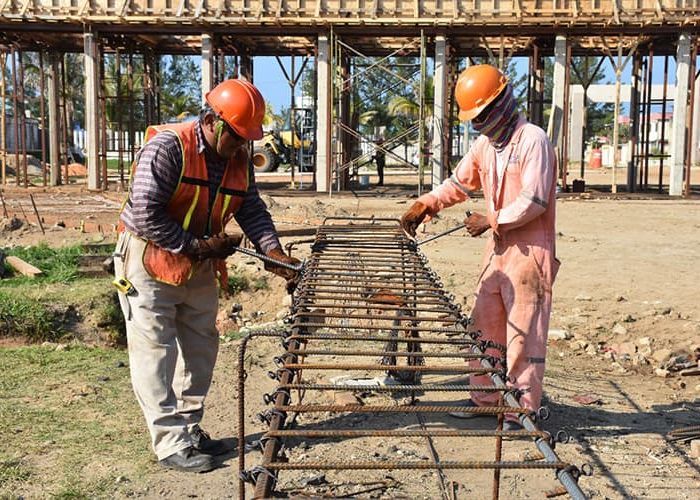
[238,217,588,499]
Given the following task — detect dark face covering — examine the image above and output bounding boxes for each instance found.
[471,84,520,151]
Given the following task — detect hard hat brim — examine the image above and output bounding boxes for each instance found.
[458,106,484,122]
[233,123,264,141]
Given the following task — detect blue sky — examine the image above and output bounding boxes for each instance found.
[254,54,685,116]
[254,56,311,115]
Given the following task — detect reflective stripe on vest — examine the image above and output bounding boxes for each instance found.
[135,121,249,238]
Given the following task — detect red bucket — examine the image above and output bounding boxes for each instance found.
[590,149,602,169]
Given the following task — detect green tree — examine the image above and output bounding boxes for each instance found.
[159,55,200,122]
[570,56,613,142]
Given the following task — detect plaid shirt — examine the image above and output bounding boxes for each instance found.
[120,120,281,254]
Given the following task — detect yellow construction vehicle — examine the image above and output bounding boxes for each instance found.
[252,108,314,173]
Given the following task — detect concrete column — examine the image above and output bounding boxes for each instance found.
[47,52,60,186]
[201,34,213,105]
[431,35,447,190]
[84,32,100,191]
[315,35,331,193]
[548,35,567,150]
[670,33,691,196]
[569,86,584,167]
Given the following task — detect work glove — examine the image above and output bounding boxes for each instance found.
[400,200,431,237]
[464,212,491,237]
[187,233,243,261]
[264,247,302,294]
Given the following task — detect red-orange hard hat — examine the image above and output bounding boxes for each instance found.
[205,79,265,140]
[455,65,508,122]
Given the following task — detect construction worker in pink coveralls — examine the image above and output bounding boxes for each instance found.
[400,64,560,431]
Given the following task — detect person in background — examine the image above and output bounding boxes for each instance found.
[400,64,559,431]
[114,79,300,472]
[373,137,386,186]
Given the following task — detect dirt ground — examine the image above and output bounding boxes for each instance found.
[1,169,700,499]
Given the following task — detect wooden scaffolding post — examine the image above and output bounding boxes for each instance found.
[0,50,6,186]
[60,54,70,185]
[116,49,126,190]
[628,51,641,193]
[99,41,109,191]
[683,41,697,197]
[601,35,639,194]
[11,46,20,186]
[39,51,47,187]
[47,52,60,186]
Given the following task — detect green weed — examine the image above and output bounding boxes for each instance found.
[227,272,249,295]
[0,457,32,485]
[252,275,270,291]
[91,291,126,345]
[0,290,66,341]
[2,243,82,284]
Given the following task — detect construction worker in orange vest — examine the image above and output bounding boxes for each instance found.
[400,65,560,431]
[114,79,299,472]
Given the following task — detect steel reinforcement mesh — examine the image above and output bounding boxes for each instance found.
[238,217,588,499]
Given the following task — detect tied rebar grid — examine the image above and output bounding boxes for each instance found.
[240,217,587,499]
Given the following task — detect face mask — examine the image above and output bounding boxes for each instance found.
[471,84,520,150]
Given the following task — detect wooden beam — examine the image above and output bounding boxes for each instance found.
[0,0,14,15]
[6,255,43,277]
[78,0,91,16]
[175,0,187,17]
[19,0,32,16]
[118,0,131,17]
[194,0,205,17]
[655,0,664,19]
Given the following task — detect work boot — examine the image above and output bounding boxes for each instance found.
[158,446,214,473]
[190,424,232,456]
[448,399,481,419]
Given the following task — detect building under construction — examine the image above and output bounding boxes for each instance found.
[1,2,699,196]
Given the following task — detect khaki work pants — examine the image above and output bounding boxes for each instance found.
[114,232,220,460]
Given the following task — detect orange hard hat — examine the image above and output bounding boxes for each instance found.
[205,79,265,140]
[455,65,508,122]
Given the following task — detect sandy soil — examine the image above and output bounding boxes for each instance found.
[1,174,700,498]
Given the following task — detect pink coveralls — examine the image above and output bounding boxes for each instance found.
[418,118,559,416]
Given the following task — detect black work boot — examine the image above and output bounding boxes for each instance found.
[190,424,232,456]
[158,446,214,473]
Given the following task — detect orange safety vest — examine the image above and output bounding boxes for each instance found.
[120,121,249,287]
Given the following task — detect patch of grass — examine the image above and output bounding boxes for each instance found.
[2,243,82,284]
[252,275,270,291]
[0,346,151,498]
[91,291,126,345]
[0,290,66,341]
[227,270,250,295]
[220,329,246,342]
[0,457,32,484]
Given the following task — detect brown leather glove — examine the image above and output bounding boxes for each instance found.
[264,247,302,293]
[187,233,243,261]
[400,200,431,237]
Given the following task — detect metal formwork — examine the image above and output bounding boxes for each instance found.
[238,218,588,499]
